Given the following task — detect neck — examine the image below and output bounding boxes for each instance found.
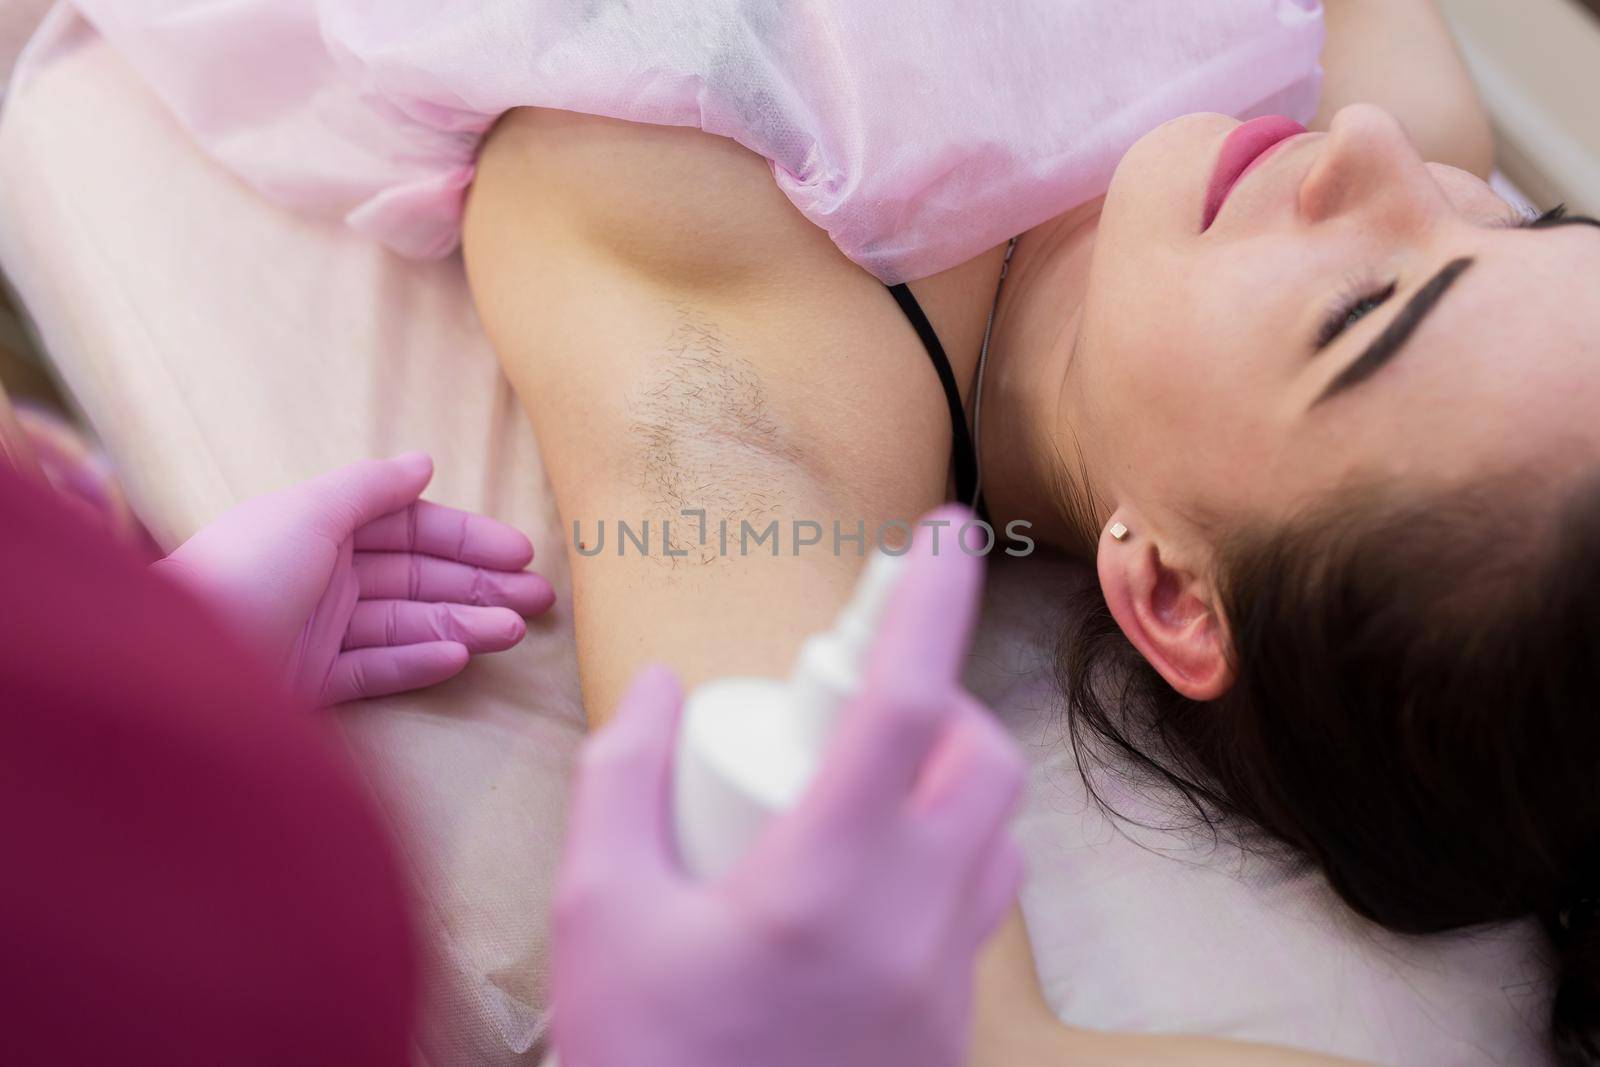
[978,199,1106,555]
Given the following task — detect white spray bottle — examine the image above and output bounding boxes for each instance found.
[673,549,911,879]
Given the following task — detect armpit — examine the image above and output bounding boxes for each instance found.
[621,308,816,564]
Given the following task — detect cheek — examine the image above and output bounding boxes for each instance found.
[1103,113,1238,243]
[1076,274,1229,469]
[1074,251,1304,494]
[1081,250,1250,415]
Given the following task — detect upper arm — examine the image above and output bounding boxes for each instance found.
[1315,0,1495,178]
[463,109,956,723]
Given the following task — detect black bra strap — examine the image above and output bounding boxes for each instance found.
[887,283,987,520]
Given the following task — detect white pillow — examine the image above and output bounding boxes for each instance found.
[969,556,1555,1065]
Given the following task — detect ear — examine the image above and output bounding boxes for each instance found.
[1095,514,1235,702]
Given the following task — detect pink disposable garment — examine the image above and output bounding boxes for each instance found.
[156,452,555,706]
[61,0,1324,283]
[553,508,1026,1067]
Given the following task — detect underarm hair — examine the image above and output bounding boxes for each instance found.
[623,307,813,564]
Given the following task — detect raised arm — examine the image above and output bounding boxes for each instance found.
[1313,0,1495,178]
[462,108,968,722]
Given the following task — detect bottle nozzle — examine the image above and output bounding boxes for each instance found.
[834,549,911,665]
[787,550,910,751]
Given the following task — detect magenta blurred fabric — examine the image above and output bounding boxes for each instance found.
[0,463,418,1065]
[61,0,1325,283]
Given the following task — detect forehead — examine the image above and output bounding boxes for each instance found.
[1438,224,1600,380]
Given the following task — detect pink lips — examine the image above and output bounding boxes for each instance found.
[1202,116,1307,231]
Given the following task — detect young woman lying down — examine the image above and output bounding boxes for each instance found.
[74,0,1599,1062]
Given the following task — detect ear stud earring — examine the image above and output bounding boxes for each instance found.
[1109,521,1130,542]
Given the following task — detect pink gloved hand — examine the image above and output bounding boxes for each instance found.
[153,452,554,706]
[553,508,1024,1067]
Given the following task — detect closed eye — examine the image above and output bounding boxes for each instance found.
[1316,280,1398,351]
[1500,203,1600,232]
[1315,205,1596,354]
[1312,257,1476,407]
[1309,204,1597,407]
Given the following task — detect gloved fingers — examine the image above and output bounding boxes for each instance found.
[910,693,1026,856]
[865,505,984,697]
[915,703,1026,949]
[353,552,556,615]
[293,541,362,679]
[565,664,684,881]
[342,600,526,653]
[321,641,470,705]
[965,837,1026,948]
[811,507,985,821]
[353,500,535,570]
[300,452,436,539]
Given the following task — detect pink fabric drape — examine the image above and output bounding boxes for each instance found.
[60,0,1324,282]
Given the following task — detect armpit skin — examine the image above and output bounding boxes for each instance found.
[619,308,819,567]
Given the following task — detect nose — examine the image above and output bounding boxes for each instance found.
[1298,104,1443,228]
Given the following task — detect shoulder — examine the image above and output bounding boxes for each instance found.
[467,107,848,292]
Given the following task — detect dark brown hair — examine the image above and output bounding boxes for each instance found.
[1057,472,1600,1064]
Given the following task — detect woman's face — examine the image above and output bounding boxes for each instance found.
[1069,104,1600,544]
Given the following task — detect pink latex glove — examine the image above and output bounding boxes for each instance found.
[152,452,554,706]
[553,507,1024,1067]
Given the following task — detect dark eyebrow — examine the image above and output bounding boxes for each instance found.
[1310,209,1600,408]
[1312,257,1476,407]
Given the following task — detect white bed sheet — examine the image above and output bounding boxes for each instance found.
[0,13,1558,1066]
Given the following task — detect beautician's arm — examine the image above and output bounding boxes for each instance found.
[1315,0,1495,178]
